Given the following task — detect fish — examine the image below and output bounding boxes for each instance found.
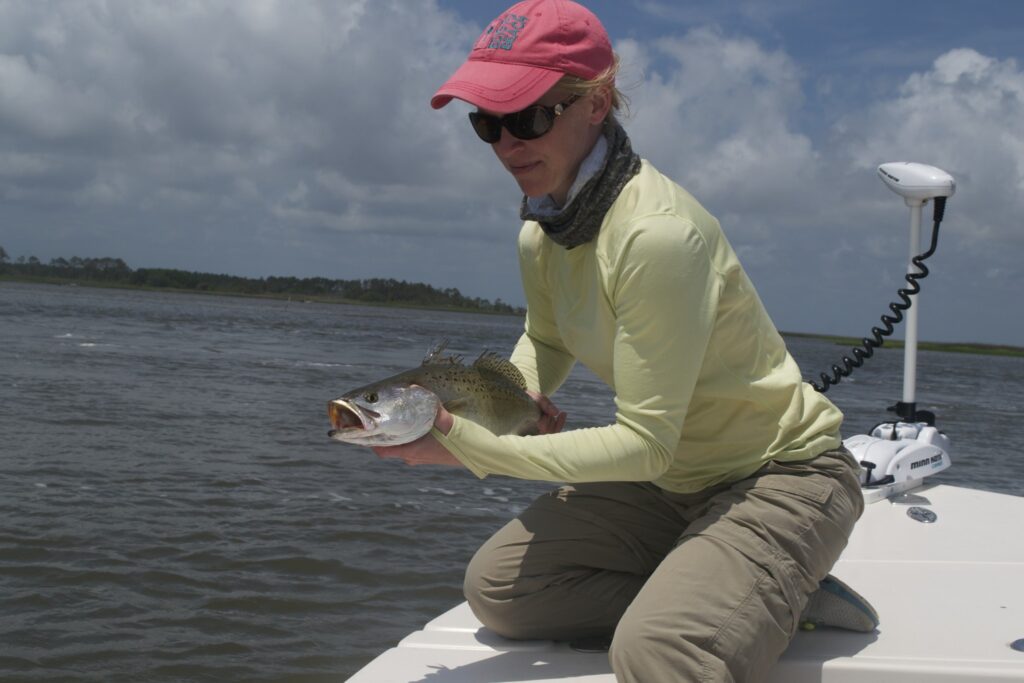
[327,341,542,446]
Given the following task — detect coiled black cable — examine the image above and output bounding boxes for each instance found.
[811,197,947,393]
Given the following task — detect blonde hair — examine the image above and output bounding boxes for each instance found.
[557,53,630,121]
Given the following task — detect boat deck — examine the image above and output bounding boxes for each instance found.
[347,483,1024,682]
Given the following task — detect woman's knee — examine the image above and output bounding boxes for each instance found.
[462,528,537,638]
[462,562,545,639]
[610,614,722,683]
[464,537,630,641]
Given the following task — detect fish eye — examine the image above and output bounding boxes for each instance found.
[365,392,378,403]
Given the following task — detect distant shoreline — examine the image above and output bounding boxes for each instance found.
[781,331,1024,359]
[0,273,520,317]
[3,274,1022,358]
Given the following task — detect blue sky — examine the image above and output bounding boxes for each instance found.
[2,1,1023,345]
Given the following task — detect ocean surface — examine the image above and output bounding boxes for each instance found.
[1,281,1022,682]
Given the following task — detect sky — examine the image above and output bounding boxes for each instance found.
[1,0,1023,345]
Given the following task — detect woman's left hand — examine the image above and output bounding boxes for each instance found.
[371,402,462,467]
[527,390,567,434]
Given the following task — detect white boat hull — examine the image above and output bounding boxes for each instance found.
[347,483,1024,682]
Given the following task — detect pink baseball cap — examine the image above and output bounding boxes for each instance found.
[431,0,613,114]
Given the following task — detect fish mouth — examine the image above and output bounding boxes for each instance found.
[327,399,380,436]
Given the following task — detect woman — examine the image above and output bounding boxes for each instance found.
[374,1,871,680]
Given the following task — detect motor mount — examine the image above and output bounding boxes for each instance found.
[845,421,952,489]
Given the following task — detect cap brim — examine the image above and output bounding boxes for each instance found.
[431,59,564,113]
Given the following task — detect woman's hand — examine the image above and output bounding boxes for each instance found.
[370,402,461,467]
[528,390,567,434]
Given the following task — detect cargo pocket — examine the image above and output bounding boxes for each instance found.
[681,466,842,637]
[736,467,835,526]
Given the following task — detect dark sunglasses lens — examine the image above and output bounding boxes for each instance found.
[469,105,557,143]
[468,112,501,143]
[506,106,552,140]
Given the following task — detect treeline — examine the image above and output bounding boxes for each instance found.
[0,247,524,315]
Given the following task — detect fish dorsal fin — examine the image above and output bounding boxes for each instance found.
[473,351,528,390]
[422,339,464,367]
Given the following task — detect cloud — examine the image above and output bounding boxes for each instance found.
[0,3,509,232]
[1,1,1021,342]
[614,27,827,283]
[839,49,1024,243]
[821,49,1024,342]
[614,29,1023,342]
[828,46,1024,344]
[618,29,819,227]
[0,0,530,303]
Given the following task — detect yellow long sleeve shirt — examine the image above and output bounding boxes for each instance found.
[434,160,843,493]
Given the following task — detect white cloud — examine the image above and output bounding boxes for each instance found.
[6,4,466,315]
[831,46,1024,328]
[0,0,517,283]
[0,53,104,139]
[1,2,1021,342]
[612,33,1023,342]
[839,49,1024,242]
[617,28,822,238]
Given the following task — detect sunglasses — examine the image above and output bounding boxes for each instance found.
[468,95,581,143]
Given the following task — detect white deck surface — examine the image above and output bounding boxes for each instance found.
[347,483,1024,682]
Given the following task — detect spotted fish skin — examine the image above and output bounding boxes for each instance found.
[327,341,541,447]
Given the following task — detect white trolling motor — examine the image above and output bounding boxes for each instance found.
[813,162,957,501]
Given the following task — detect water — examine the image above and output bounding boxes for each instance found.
[1,281,1021,682]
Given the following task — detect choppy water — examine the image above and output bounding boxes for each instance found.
[1,281,1021,682]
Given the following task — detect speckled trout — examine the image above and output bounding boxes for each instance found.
[327,341,541,446]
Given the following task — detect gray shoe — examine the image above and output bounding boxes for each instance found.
[799,574,879,632]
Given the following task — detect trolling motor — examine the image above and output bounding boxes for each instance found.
[814,162,956,496]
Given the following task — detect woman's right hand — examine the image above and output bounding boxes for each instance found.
[527,390,567,434]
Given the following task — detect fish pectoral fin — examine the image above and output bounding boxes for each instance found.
[442,398,470,414]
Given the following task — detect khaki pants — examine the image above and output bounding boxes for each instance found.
[464,448,864,683]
